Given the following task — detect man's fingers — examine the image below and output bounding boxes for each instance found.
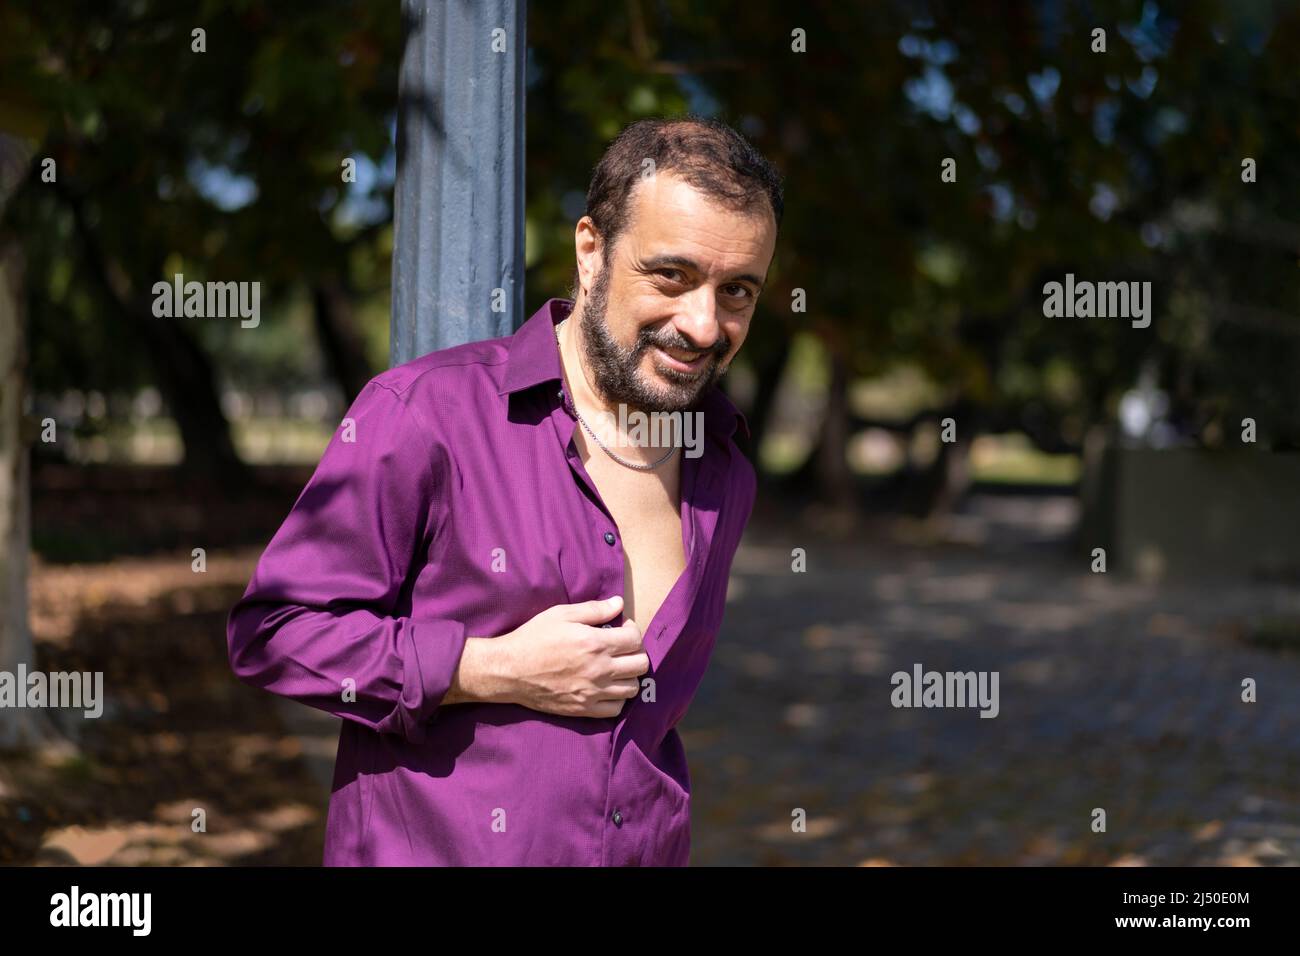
[603,620,644,655]
[608,653,650,681]
[586,700,626,719]
[597,678,641,701]
[559,595,623,625]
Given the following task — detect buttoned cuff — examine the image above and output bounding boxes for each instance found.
[393,618,470,745]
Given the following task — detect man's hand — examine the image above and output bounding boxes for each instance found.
[446,595,649,718]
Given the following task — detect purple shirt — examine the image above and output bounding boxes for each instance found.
[226,297,756,865]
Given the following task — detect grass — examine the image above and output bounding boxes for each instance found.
[1242,616,1300,654]
[55,419,336,466]
[759,428,1080,486]
[64,408,1081,488]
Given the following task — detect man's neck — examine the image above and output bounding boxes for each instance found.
[555,315,615,422]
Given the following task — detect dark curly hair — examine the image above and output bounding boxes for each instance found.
[569,114,783,297]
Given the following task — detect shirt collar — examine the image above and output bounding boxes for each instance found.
[499,297,571,397]
[500,297,749,441]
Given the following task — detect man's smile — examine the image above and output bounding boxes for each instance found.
[651,343,711,373]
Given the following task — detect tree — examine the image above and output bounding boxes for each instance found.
[1,2,403,472]
[524,0,1300,511]
[0,131,57,748]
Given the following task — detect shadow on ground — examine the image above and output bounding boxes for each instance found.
[3,466,1298,865]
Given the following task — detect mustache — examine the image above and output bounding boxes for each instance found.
[636,327,730,359]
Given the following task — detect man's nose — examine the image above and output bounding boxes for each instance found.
[672,288,722,351]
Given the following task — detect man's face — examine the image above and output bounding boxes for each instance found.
[574,170,777,414]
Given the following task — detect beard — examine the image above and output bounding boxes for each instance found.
[576,263,731,414]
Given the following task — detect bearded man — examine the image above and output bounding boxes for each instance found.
[227,115,782,865]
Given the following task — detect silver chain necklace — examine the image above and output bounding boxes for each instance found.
[555,318,678,472]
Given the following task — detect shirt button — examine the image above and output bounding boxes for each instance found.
[603,531,616,546]
[611,810,623,826]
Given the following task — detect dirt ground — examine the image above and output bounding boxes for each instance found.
[3,465,1298,866]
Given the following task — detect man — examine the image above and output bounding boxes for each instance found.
[226,115,782,865]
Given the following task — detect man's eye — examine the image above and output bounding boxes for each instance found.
[723,284,753,299]
[657,268,684,281]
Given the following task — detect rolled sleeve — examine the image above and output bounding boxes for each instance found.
[389,618,468,744]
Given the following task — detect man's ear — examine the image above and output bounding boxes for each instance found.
[574,216,604,295]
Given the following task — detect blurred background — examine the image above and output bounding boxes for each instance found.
[1,0,1298,866]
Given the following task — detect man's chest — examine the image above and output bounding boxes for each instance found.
[581,452,688,637]
[419,411,737,681]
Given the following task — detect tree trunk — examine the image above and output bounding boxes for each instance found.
[788,347,855,508]
[54,183,248,484]
[815,350,855,507]
[906,401,976,519]
[148,314,248,484]
[922,426,974,519]
[740,341,790,466]
[0,134,59,749]
[312,275,376,406]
